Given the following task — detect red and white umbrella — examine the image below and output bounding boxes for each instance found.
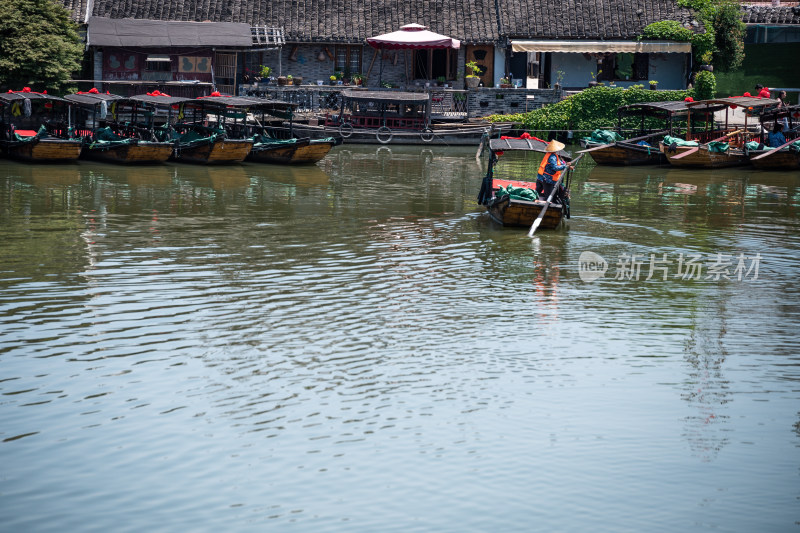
[366,23,461,50]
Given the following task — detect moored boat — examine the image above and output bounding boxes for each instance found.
[661,96,778,169]
[477,135,573,230]
[0,89,82,162]
[747,104,800,170]
[579,101,691,165]
[291,90,507,145]
[131,93,254,164]
[65,91,173,164]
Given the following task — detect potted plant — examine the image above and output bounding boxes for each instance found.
[259,65,272,80]
[699,51,713,72]
[277,75,288,86]
[351,73,366,86]
[553,70,565,91]
[499,77,512,89]
[436,75,446,87]
[465,61,482,89]
[649,80,659,91]
[589,70,602,88]
[293,75,303,86]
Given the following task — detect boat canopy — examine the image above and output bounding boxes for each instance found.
[617,101,695,117]
[129,94,193,106]
[64,93,128,106]
[489,137,571,157]
[0,92,67,103]
[341,90,429,104]
[687,97,779,109]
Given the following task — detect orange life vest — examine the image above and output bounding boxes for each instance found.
[538,153,564,182]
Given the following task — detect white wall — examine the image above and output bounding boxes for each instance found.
[550,53,597,88]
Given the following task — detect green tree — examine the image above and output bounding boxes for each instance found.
[709,1,745,72]
[0,0,84,93]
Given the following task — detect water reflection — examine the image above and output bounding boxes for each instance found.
[1,150,799,532]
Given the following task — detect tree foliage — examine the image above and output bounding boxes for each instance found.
[709,2,746,73]
[0,0,84,93]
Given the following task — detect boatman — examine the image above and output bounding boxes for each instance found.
[536,139,574,200]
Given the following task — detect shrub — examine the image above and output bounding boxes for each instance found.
[488,86,695,135]
[694,70,717,100]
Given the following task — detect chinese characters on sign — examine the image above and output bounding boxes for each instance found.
[578,251,761,283]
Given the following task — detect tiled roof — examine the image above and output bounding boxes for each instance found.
[58,0,740,43]
[498,0,703,39]
[61,0,88,22]
[741,5,800,25]
[78,0,500,43]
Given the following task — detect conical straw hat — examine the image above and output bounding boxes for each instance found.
[545,139,565,152]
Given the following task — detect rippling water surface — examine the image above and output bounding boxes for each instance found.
[1,147,798,532]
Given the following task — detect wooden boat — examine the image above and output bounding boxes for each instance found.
[64,92,172,164]
[579,101,692,165]
[131,93,253,164]
[662,96,778,169]
[247,136,337,164]
[747,104,800,170]
[477,136,572,229]
[243,98,337,164]
[0,90,82,162]
[291,90,508,145]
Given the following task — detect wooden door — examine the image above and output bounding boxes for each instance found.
[465,45,494,87]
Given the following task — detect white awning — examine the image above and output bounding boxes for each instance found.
[511,40,692,54]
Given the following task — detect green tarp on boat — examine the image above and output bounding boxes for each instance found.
[496,184,538,202]
[663,135,698,147]
[582,129,623,145]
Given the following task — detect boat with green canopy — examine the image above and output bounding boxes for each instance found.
[0,89,82,162]
[64,91,173,164]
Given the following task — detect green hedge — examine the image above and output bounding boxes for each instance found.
[489,86,695,134]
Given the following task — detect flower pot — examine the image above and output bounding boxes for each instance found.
[465,77,480,89]
[650,84,658,90]
[588,81,599,88]
[700,64,713,72]
[293,77,303,85]
[500,84,512,89]
[277,76,288,86]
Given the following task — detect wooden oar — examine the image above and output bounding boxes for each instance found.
[750,137,797,160]
[670,130,742,160]
[577,131,664,154]
[528,153,583,237]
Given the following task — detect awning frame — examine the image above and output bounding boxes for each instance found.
[511,40,692,54]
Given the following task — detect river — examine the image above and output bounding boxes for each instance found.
[1,146,798,532]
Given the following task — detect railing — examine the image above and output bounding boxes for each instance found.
[429,89,468,119]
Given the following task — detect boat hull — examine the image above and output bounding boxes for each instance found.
[749,149,800,170]
[660,143,748,169]
[291,123,501,145]
[1,138,82,162]
[246,138,335,164]
[486,194,564,229]
[172,138,253,164]
[81,142,173,164]
[586,143,666,166]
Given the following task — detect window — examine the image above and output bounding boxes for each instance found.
[599,53,649,81]
[412,48,458,80]
[335,46,363,77]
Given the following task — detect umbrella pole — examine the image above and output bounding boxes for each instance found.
[379,47,384,86]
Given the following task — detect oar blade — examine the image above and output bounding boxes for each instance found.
[528,217,543,237]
